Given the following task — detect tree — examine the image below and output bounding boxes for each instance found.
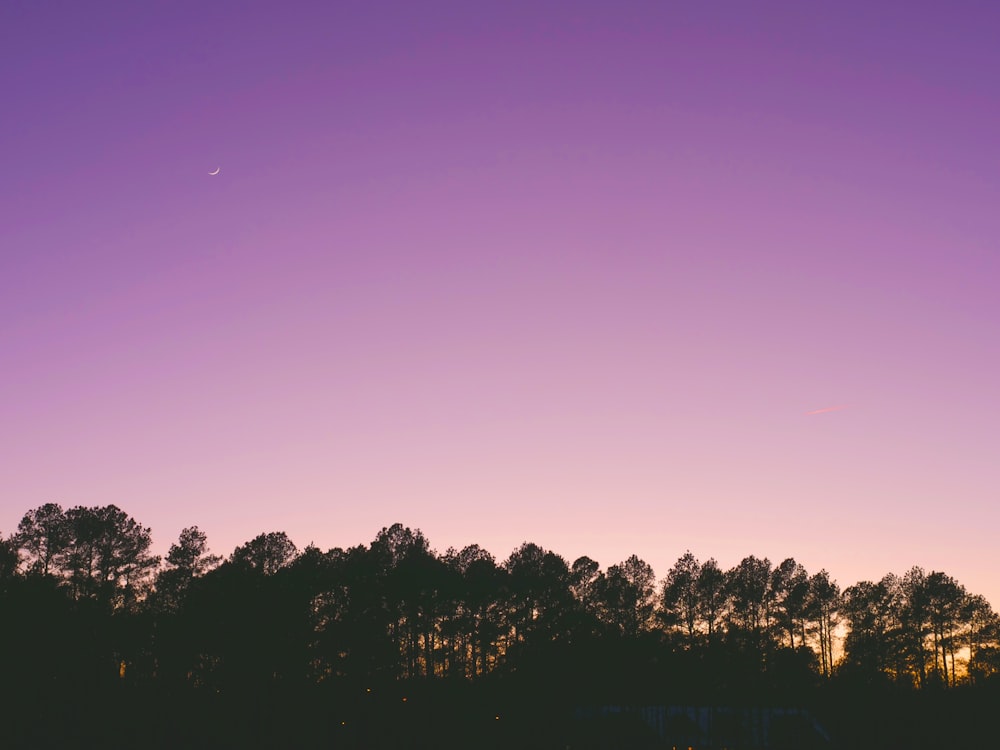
[805,569,840,677]
[14,503,69,576]
[564,555,604,645]
[725,555,774,656]
[898,567,931,687]
[963,594,999,684]
[0,533,19,581]
[922,571,965,686]
[368,523,443,678]
[570,556,601,606]
[167,526,222,576]
[443,545,503,677]
[156,526,222,611]
[370,523,430,569]
[697,558,726,644]
[593,555,656,639]
[230,531,298,575]
[503,542,573,650]
[770,558,810,649]
[842,576,899,682]
[60,505,159,607]
[661,551,702,645]
[310,544,399,685]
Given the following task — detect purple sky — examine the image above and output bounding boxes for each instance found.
[3,2,998,605]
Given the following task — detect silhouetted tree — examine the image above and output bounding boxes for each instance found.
[805,569,840,677]
[14,502,69,576]
[963,593,999,684]
[569,556,600,605]
[503,543,574,654]
[661,550,706,647]
[593,555,655,639]
[61,505,159,608]
[443,544,503,677]
[771,557,810,649]
[230,531,297,575]
[370,523,430,568]
[923,571,965,686]
[842,576,899,682]
[168,526,222,576]
[898,567,932,686]
[697,557,726,644]
[725,555,774,659]
[368,523,444,678]
[6,495,1000,750]
[568,555,604,643]
[156,526,221,611]
[0,533,19,581]
[311,544,391,684]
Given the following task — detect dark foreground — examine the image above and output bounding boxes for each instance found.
[5,678,999,749]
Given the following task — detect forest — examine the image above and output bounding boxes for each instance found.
[2,502,998,748]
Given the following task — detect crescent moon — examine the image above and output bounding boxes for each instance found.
[208,167,221,176]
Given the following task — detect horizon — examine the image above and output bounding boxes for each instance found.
[3,2,998,609]
[6,498,996,615]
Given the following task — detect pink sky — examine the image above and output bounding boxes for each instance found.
[2,2,998,605]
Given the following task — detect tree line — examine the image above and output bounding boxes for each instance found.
[3,501,997,699]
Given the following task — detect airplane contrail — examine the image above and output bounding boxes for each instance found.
[806,405,848,415]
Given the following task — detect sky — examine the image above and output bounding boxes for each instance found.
[2,1,998,605]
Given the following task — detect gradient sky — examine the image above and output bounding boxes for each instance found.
[3,1,998,605]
